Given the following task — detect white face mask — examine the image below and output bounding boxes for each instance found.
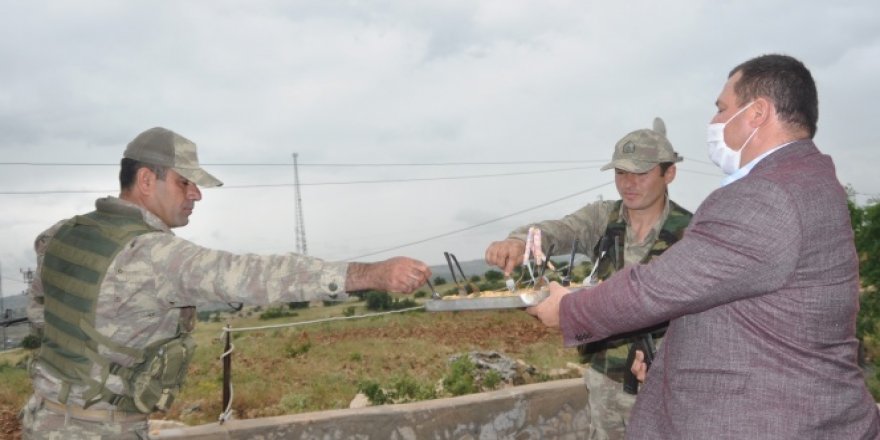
[707,101,758,175]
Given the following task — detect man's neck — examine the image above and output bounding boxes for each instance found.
[625,196,667,243]
[740,123,808,165]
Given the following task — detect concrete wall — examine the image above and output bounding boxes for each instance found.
[152,378,588,439]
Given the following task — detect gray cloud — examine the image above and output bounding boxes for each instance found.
[1,0,878,294]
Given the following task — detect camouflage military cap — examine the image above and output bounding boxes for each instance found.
[124,127,223,187]
[600,117,683,173]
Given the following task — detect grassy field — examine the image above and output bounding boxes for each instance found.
[0,292,579,432]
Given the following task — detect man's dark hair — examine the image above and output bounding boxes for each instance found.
[729,54,818,138]
[119,158,168,190]
[658,162,674,176]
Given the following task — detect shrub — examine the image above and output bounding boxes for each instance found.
[358,380,389,405]
[484,269,504,282]
[414,290,427,299]
[259,306,298,320]
[483,370,502,390]
[288,301,309,310]
[343,306,356,317]
[285,340,312,358]
[443,356,477,396]
[365,291,392,311]
[433,276,446,286]
[21,334,41,350]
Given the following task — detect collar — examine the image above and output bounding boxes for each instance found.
[720,141,795,187]
[95,196,173,233]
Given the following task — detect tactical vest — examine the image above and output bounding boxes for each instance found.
[37,208,196,413]
[579,200,692,382]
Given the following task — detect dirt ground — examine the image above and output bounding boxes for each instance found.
[0,309,565,438]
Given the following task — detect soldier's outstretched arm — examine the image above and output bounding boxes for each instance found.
[345,257,432,294]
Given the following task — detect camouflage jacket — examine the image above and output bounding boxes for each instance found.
[27,196,349,408]
[508,198,680,269]
[508,198,693,381]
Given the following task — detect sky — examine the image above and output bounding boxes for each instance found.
[1,0,879,298]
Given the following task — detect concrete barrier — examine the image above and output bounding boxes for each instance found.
[152,378,588,439]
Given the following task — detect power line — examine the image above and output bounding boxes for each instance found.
[0,166,599,195]
[1,276,28,285]
[343,181,615,261]
[0,159,608,167]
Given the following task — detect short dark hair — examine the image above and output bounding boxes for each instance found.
[729,54,818,138]
[658,162,674,176]
[119,158,168,190]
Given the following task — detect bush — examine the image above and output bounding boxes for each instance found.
[285,340,312,358]
[343,306,356,317]
[288,301,310,310]
[483,270,504,282]
[364,291,418,311]
[357,375,436,405]
[21,334,41,350]
[414,290,427,299]
[365,291,392,311]
[358,380,389,405]
[433,276,446,286]
[443,356,477,396]
[483,370,502,390]
[259,306,298,320]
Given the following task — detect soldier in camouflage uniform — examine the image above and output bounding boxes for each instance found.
[21,127,432,439]
[485,118,692,440]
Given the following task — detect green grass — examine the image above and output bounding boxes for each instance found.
[0,293,579,428]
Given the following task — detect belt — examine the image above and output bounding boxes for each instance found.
[41,398,149,424]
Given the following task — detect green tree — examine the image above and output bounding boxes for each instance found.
[484,270,504,282]
[856,201,880,288]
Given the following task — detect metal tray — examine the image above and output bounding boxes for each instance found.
[425,290,549,312]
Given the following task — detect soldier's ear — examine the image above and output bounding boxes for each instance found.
[663,164,677,184]
[134,167,157,195]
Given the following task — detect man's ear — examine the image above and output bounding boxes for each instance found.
[134,167,156,196]
[664,164,677,185]
[751,97,773,128]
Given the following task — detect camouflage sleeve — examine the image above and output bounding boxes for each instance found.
[27,220,68,331]
[128,233,350,307]
[507,200,616,257]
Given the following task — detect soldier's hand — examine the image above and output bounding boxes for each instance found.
[631,350,648,383]
[347,257,432,294]
[485,238,526,276]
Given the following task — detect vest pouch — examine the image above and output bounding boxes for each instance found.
[129,335,196,413]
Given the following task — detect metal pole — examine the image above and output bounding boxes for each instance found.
[1,261,5,350]
[222,325,232,419]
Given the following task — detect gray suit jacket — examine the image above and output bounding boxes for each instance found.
[560,141,880,439]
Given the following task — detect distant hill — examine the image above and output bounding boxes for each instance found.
[428,255,588,283]
[429,258,494,283]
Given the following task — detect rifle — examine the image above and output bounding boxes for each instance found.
[623,333,656,395]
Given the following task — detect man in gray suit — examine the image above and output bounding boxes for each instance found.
[528,54,880,439]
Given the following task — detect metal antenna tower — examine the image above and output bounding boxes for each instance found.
[292,153,308,255]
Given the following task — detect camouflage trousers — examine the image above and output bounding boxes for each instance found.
[583,367,636,440]
[20,395,150,440]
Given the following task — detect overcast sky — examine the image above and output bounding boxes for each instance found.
[1,0,878,297]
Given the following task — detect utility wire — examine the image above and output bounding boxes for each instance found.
[224,166,597,189]
[0,166,597,195]
[0,165,728,195]
[0,160,608,167]
[1,276,28,285]
[343,181,615,261]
